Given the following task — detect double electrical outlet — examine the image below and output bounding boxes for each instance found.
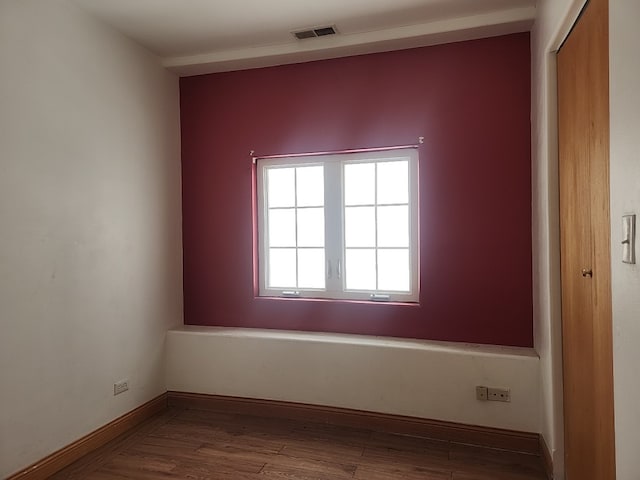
[476,385,511,402]
[114,379,129,396]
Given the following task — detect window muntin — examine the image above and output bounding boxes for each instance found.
[257,148,419,302]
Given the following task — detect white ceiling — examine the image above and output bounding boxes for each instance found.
[72,0,536,76]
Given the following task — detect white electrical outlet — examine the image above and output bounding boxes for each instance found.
[114,380,129,396]
[476,385,511,402]
[487,387,511,402]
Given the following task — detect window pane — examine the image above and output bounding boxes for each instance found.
[377,205,409,247]
[268,168,295,207]
[297,208,324,247]
[298,249,325,289]
[268,209,296,247]
[345,206,375,248]
[344,162,375,205]
[269,248,296,288]
[296,166,324,207]
[377,160,408,204]
[345,249,376,290]
[378,249,410,292]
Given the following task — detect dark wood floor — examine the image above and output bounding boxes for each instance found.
[52,407,546,479]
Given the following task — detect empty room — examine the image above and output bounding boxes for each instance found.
[1,0,639,479]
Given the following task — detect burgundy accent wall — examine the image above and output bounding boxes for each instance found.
[180,33,533,347]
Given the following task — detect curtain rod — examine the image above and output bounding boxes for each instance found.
[251,139,423,163]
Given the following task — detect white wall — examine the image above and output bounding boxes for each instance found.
[609,2,640,478]
[166,327,540,433]
[530,0,584,477]
[0,1,182,477]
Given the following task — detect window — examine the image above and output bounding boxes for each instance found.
[256,148,419,302]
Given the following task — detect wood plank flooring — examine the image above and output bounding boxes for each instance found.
[52,407,546,480]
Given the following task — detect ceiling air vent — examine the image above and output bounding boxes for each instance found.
[293,25,337,40]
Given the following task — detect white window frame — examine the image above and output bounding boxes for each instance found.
[256,148,419,303]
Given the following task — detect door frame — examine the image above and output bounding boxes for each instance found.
[532,0,590,477]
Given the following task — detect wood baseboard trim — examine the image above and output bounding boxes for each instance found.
[539,434,554,479]
[167,391,540,455]
[7,393,167,480]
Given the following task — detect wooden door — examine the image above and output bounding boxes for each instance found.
[557,0,615,478]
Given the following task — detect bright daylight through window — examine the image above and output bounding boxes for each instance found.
[257,148,419,302]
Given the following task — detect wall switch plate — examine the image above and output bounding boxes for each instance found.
[487,387,511,402]
[114,380,129,396]
[476,386,488,401]
[622,214,636,264]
